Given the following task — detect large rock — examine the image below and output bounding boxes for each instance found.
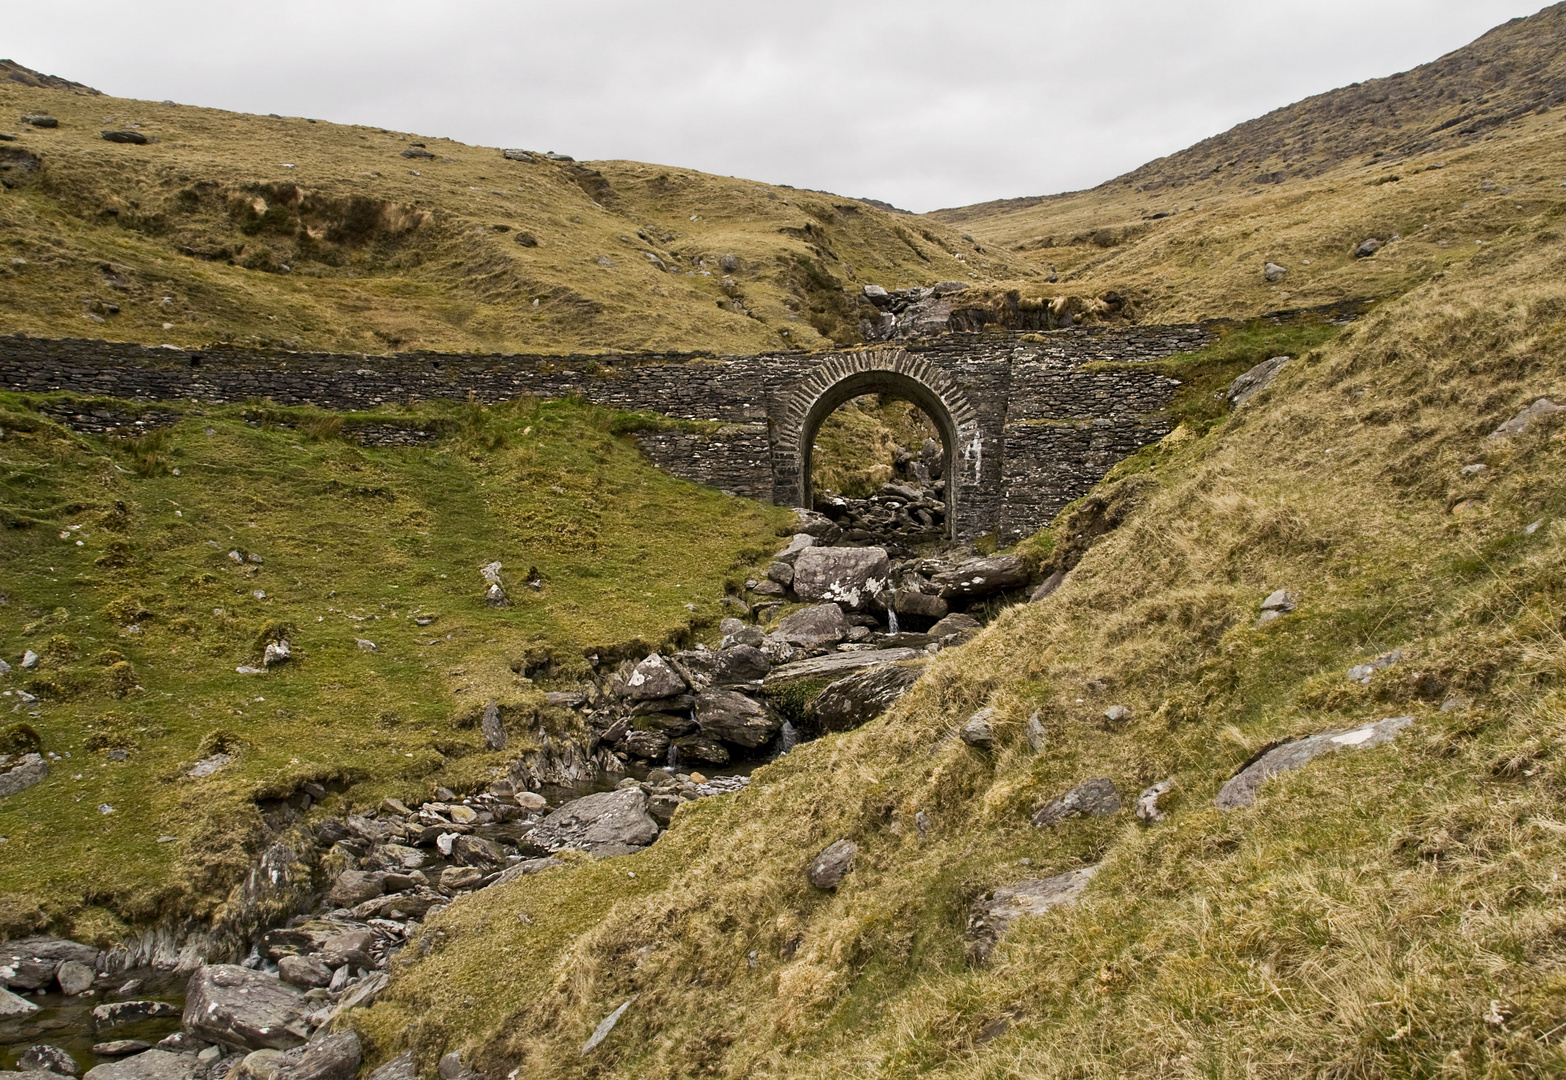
[231,1032,360,1080]
[807,839,857,889]
[1215,717,1413,809]
[894,589,948,622]
[364,1054,417,1080]
[0,937,100,989]
[764,648,921,685]
[1488,397,1565,440]
[0,985,39,1017]
[623,655,687,701]
[181,966,311,1050]
[790,547,890,609]
[933,556,1027,600]
[56,960,95,996]
[1226,355,1291,407]
[82,1052,201,1080]
[772,534,816,566]
[276,955,331,990]
[672,735,730,765]
[712,645,770,685]
[965,867,1097,965]
[479,701,507,752]
[775,604,848,649]
[623,730,670,760]
[530,788,659,854]
[1030,778,1121,827]
[19,1046,80,1076]
[811,663,925,732]
[92,1001,180,1030]
[0,753,49,798]
[694,690,780,748]
[327,871,384,909]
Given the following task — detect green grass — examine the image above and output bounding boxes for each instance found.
[0,392,787,936]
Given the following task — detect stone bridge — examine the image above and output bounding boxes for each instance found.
[0,324,1214,542]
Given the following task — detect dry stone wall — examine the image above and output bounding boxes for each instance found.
[0,323,1215,540]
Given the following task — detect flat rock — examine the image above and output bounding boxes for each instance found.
[791,547,890,610]
[492,857,564,887]
[275,955,331,990]
[232,1031,359,1080]
[764,648,920,685]
[90,1043,150,1058]
[1,937,99,988]
[19,1046,80,1075]
[927,613,981,639]
[775,604,848,648]
[894,589,948,621]
[181,965,310,1050]
[0,986,39,1017]
[1215,717,1414,809]
[694,689,780,748]
[327,871,384,909]
[810,663,925,732]
[807,839,857,889]
[364,1054,416,1080]
[1227,355,1291,407]
[965,867,1097,965]
[1031,778,1121,827]
[933,555,1027,600]
[82,1051,201,1080]
[92,1000,180,1030]
[530,788,659,854]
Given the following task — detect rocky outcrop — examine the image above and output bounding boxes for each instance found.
[1215,717,1413,809]
[694,690,780,749]
[181,965,311,1050]
[790,547,890,610]
[965,867,1097,965]
[529,789,660,855]
[810,663,926,731]
[0,752,49,798]
[807,840,857,889]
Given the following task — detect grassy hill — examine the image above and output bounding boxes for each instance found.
[0,72,1030,357]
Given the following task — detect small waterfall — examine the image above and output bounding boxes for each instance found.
[885,598,899,636]
[777,721,799,755]
[667,743,682,770]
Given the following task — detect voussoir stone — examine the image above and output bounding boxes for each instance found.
[790,547,890,609]
[181,965,311,1051]
[1214,717,1413,809]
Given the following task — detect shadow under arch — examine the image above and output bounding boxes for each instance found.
[784,350,981,541]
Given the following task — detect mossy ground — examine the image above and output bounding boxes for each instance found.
[354,201,1566,1078]
[0,394,787,937]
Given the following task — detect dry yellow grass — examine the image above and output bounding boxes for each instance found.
[354,180,1566,1079]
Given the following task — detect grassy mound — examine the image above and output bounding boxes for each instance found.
[0,394,787,939]
[353,201,1566,1078]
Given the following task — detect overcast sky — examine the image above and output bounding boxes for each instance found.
[6,0,1552,211]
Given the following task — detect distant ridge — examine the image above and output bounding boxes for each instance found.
[0,59,100,95]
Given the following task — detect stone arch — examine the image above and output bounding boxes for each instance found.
[777,349,981,539]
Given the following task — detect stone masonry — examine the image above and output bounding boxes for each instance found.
[0,323,1214,541]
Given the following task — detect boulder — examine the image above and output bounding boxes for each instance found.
[694,690,780,748]
[0,753,49,798]
[1226,355,1291,407]
[364,1054,417,1080]
[22,114,58,128]
[712,645,770,685]
[316,930,375,970]
[933,555,1027,600]
[623,655,687,701]
[790,510,842,543]
[327,871,385,908]
[791,547,890,609]
[232,1033,360,1080]
[810,663,925,732]
[181,965,311,1050]
[367,844,424,872]
[1352,237,1382,258]
[1024,712,1046,752]
[772,534,816,566]
[1215,717,1413,810]
[451,835,505,869]
[0,986,39,1017]
[928,613,981,640]
[0,937,99,989]
[960,710,996,749]
[1031,778,1121,827]
[275,955,331,990]
[766,562,794,587]
[491,857,564,887]
[100,130,150,146]
[633,712,696,737]
[1488,397,1565,440]
[1136,778,1174,822]
[82,1052,200,1080]
[479,701,507,752]
[19,1047,79,1076]
[530,788,659,853]
[1029,570,1069,603]
[764,648,921,685]
[894,589,948,622]
[807,839,857,889]
[91,1001,180,1030]
[672,734,730,765]
[438,866,484,891]
[965,867,1097,965]
[623,729,670,760]
[1263,261,1287,282]
[775,604,848,649]
[56,960,95,996]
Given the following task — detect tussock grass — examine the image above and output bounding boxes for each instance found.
[0,394,786,936]
[357,205,1566,1078]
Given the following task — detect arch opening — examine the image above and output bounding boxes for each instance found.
[799,369,958,545]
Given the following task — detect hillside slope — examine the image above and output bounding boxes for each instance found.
[928,2,1566,324]
[357,174,1566,1080]
[0,69,1025,356]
